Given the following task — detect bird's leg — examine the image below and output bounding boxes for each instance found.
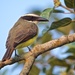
[27,46,31,51]
[15,49,19,57]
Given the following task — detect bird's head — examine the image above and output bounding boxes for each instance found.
[21,14,48,24]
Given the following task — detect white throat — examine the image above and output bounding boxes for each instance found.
[28,21,38,24]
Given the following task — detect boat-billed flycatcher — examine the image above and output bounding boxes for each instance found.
[2,14,48,61]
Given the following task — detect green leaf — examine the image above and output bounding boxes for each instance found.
[65,48,75,55]
[53,9,64,13]
[48,57,70,67]
[66,56,75,60]
[67,42,75,48]
[64,0,75,8]
[49,17,72,30]
[46,66,54,75]
[57,25,72,35]
[41,32,52,43]
[29,65,40,75]
[40,8,54,19]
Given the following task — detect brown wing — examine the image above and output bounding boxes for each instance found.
[14,22,38,47]
[6,18,38,49]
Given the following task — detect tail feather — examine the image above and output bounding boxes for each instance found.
[2,49,13,61]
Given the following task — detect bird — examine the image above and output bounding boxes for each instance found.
[2,14,48,61]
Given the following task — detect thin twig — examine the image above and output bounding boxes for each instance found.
[60,4,74,13]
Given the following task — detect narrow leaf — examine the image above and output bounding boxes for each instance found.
[53,9,64,13]
[50,17,72,30]
[40,8,53,19]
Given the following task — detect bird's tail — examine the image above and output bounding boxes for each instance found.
[2,49,14,61]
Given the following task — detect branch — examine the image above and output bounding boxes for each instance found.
[60,4,75,13]
[20,56,35,75]
[0,33,75,75]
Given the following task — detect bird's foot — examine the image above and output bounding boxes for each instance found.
[27,46,31,51]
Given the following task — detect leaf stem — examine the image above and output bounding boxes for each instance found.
[60,4,74,13]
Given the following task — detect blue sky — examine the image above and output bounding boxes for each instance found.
[0,0,54,75]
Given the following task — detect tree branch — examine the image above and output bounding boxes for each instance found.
[0,33,75,75]
[20,56,35,75]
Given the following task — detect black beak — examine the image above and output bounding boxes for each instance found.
[37,17,49,22]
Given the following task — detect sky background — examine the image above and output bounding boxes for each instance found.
[0,0,54,75]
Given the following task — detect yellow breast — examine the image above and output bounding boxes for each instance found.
[15,35,37,49]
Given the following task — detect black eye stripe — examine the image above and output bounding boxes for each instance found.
[21,16,38,21]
